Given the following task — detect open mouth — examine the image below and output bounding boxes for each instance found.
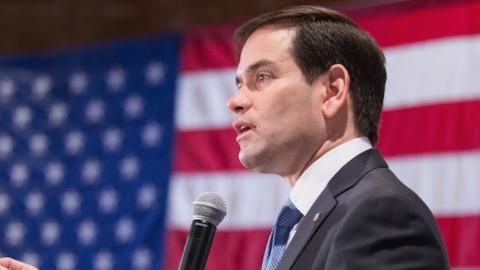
[233,120,255,137]
[239,125,252,134]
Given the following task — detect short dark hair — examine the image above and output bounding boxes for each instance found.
[234,6,386,144]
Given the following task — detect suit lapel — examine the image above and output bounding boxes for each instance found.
[277,149,388,270]
[277,188,337,270]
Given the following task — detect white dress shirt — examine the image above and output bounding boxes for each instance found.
[287,137,372,243]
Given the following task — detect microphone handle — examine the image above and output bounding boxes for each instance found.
[178,219,216,270]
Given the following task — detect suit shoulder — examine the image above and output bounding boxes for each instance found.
[341,166,428,211]
[333,167,449,261]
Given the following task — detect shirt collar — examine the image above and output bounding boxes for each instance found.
[290,137,372,215]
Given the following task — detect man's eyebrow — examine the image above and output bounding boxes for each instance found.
[247,59,276,72]
[235,59,275,85]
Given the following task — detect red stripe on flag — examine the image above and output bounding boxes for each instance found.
[181,24,238,72]
[180,1,480,71]
[165,228,269,270]
[174,128,243,172]
[378,99,480,157]
[437,215,480,266]
[353,1,480,47]
[174,100,480,172]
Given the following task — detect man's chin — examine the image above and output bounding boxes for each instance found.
[238,152,274,174]
[238,153,254,170]
[239,151,260,170]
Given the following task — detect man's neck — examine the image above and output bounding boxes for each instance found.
[283,133,363,187]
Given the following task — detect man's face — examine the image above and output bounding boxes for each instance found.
[228,27,327,176]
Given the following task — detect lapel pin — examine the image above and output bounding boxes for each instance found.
[313,213,321,222]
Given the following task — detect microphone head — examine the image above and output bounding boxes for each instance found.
[192,192,227,227]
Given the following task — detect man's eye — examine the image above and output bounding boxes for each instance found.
[256,73,270,82]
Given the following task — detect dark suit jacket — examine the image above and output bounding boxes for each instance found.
[277,149,450,270]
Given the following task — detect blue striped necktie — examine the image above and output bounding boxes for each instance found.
[262,199,303,270]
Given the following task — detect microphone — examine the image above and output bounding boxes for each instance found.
[178,192,227,270]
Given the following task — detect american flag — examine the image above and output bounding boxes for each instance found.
[0,1,479,270]
[0,35,180,269]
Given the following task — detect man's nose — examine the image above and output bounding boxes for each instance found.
[227,91,252,113]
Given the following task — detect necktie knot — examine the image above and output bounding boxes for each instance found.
[276,200,303,228]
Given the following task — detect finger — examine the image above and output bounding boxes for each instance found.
[0,257,37,270]
[0,257,13,267]
[22,263,38,270]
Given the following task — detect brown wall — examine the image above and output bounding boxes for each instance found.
[0,0,393,56]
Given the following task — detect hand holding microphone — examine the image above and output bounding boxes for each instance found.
[178,192,227,270]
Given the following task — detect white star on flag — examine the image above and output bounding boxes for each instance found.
[106,67,126,91]
[82,159,101,184]
[102,128,122,152]
[142,122,162,147]
[145,61,166,85]
[98,188,118,214]
[137,184,157,209]
[29,133,49,155]
[120,155,140,180]
[0,192,11,215]
[124,95,144,119]
[45,161,65,186]
[115,217,135,243]
[12,105,32,129]
[65,130,85,155]
[5,221,25,246]
[41,221,60,245]
[9,163,29,187]
[48,102,68,126]
[57,252,76,270]
[132,248,152,270]
[62,190,81,216]
[0,79,15,101]
[0,135,14,158]
[69,71,88,95]
[94,251,113,270]
[25,192,45,216]
[78,219,97,245]
[32,75,52,100]
[85,99,105,123]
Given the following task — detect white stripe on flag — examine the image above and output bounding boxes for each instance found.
[176,36,480,129]
[389,150,480,216]
[168,151,480,229]
[167,171,289,229]
[384,35,480,109]
[176,69,236,130]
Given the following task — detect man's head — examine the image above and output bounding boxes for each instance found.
[234,6,386,144]
[228,6,386,177]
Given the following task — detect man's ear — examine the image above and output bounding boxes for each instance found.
[321,64,350,118]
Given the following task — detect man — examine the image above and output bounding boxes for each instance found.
[227,5,450,270]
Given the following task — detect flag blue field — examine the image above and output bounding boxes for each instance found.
[0,34,180,269]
